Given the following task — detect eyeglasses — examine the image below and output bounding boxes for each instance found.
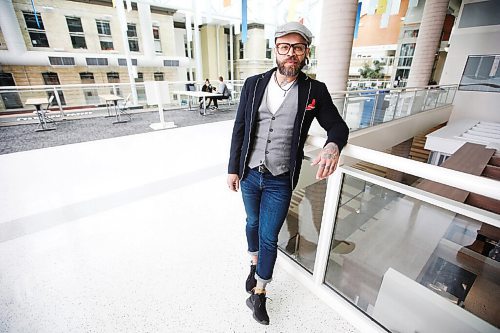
[275,43,308,56]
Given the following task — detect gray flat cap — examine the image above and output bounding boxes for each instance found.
[275,22,313,45]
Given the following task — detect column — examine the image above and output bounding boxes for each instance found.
[137,3,154,58]
[0,0,27,54]
[115,0,138,105]
[406,0,449,87]
[316,0,358,92]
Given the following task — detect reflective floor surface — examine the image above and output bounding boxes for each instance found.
[0,120,357,332]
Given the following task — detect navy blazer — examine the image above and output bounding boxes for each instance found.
[228,68,349,189]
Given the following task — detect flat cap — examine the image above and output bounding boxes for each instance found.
[275,22,313,45]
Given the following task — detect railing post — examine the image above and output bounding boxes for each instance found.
[52,86,65,117]
[312,168,344,285]
[392,90,400,120]
[342,93,348,119]
[423,86,430,111]
[409,89,418,114]
[434,88,440,108]
[370,91,379,126]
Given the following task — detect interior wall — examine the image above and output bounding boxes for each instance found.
[439,0,500,123]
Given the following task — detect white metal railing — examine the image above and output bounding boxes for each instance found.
[279,141,500,333]
[329,85,457,131]
[0,80,245,113]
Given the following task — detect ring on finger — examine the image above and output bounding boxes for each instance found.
[319,164,325,168]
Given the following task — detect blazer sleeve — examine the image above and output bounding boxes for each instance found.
[315,82,349,151]
[228,79,250,174]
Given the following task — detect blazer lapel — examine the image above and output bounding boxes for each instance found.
[296,71,310,123]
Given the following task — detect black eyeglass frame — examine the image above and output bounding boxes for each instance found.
[275,43,308,55]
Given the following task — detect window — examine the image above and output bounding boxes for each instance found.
[266,40,272,59]
[135,72,146,101]
[66,17,87,49]
[153,26,162,53]
[239,39,244,59]
[42,72,66,105]
[163,60,179,67]
[459,54,500,93]
[107,72,121,95]
[107,72,119,83]
[49,57,75,66]
[86,58,108,66]
[23,12,49,47]
[118,58,138,66]
[96,20,113,50]
[184,38,193,58]
[80,72,99,104]
[403,29,419,39]
[398,43,415,67]
[154,72,164,81]
[96,20,111,35]
[127,23,139,52]
[79,72,95,83]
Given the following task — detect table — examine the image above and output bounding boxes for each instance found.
[172,91,222,116]
[99,94,130,124]
[25,97,55,132]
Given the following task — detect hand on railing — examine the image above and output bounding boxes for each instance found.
[311,142,340,180]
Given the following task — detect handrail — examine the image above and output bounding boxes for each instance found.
[307,142,499,200]
[331,84,458,96]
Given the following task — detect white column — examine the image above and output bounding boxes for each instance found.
[0,0,27,54]
[229,25,234,81]
[193,16,203,81]
[116,0,138,105]
[406,0,449,87]
[137,3,154,58]
[185,13,194,81]
[316,0,358,92]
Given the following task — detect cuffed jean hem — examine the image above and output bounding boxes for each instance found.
[256,274,272,284]
[248,250,259,256]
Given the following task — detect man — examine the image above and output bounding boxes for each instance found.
[227,22,349,325]
[211,76,230,110]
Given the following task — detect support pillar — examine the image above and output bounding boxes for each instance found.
[316,0,358,92]
[406,0,449,87]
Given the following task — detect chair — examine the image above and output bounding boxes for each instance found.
[118,93,132,121]
[40,95,56,127]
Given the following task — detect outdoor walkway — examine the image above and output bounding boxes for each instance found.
[0,119,358,332]
[0,106,237,155]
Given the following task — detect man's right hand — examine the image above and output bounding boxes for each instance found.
[227,174,240,192]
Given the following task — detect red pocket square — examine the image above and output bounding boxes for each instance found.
[306,99,316,110]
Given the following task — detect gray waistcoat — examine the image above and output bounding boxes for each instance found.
[247,83,299,175]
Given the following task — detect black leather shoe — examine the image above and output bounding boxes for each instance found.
[246,292,269,325]
[245,265,256,294]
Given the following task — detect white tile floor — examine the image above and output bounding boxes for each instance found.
[0,121,358,332]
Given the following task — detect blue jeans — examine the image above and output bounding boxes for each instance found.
[241,168,292,282]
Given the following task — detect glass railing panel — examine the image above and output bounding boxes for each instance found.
[411,89,427,114]
[447,86,458,104]
[345,92,376,130]
[324,173,500,332]
[278,155,327,272]
[394,90,415,119]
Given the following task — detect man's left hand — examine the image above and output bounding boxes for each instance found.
[311,142,340,180]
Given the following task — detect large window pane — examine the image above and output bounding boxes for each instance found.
[66,17,83,33]
[278,159,327,272]
[325,173,500,331]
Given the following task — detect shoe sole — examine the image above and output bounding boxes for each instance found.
[246,297,269,325]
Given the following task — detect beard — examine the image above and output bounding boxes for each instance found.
[277,56,306,77]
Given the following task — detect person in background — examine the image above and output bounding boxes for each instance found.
[227,22,349,325]
[200,78,214,110]
[211,76,230,110]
